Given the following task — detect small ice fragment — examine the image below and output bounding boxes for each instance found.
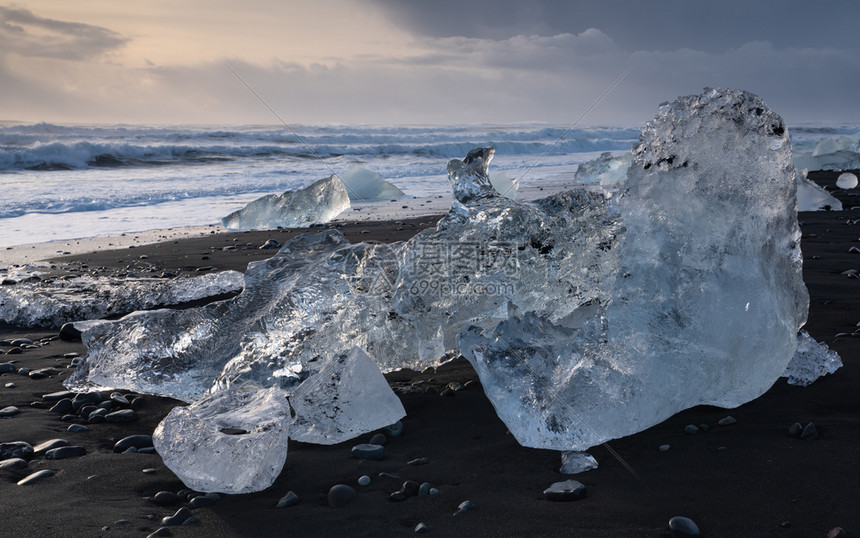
[836,172,858,189]
[781,330,842,386]
[559,451,598,474]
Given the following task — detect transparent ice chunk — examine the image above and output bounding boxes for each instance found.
[0,271,244,328]
[781,330,843,386]
[222,174,350,231]
[153,385,291,494]
[796,170,842,211]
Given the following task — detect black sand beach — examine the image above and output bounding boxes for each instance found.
[1,172,858,537]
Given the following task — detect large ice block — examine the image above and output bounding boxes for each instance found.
[222,174,350,231]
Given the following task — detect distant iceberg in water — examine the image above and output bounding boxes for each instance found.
[222,174,350,231]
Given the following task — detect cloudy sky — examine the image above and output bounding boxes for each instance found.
[2,0,860,126]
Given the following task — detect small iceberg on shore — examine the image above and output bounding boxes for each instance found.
[222,174,350,231]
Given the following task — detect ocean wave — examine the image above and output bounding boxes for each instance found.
[0,123,639,171]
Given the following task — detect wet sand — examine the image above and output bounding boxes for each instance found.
[1,172,858,537]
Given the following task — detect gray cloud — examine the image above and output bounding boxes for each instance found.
[0,5,128,61]
[364,0,860,54]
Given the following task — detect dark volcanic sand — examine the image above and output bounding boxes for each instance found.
[1,174,859,537]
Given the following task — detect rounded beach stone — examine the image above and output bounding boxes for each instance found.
[0,406,20,417]
[407,457,430,465]
[788,422,803,436]
[72,392,103,411]
[151,491,182,505]
[276,491,300,508]
[17,469,54,486]
[188,494,218,508]
[828,527,849,538]
[718,416,737,426]
[0,441,33,459]
[384,420,403,437]
[414,522,430,534]
[105,409,136,423]
[42,390,74,402]
[368,432,387,445]
[4,382,15,388]
[0,363,15,373]
[454,500,474,515]
[328,484,357,508]
[161,507,192,526]
[110,392,130,405]
[402,480,420,497]
[49,399,74,414]
[358,475,371,487]
[389,490,407,502]
[659,444,671,452]
[33,439,69,455]
[543,480,588,502]
[351,443,384,460]
[114,435,153,452]
[5,348,23,355]
[801,422,819,440]
[58,323,82,342]
[67,424,89,433]
[0,458,28,470]
[684,424,699,435]
[418,482,431,496]
[146,527,172,537]
[45,446,87,460]
[668,516,700,536]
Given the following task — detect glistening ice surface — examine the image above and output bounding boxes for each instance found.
[68,88,838,492]
[222,174,349,230]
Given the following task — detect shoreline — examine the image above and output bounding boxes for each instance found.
[0,171,858,536]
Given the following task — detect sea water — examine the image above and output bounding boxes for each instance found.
[0,122,853,248]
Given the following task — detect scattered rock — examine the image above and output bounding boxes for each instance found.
[684,424,699,435]
[389,490,407,502]
[659,444,671,452]
[151,491,182,506]
[415,522,430,534]
[429,488,439,495]
[4,382,15,388]
[0,458,27,470]
[49,399,74,414]
[369,433,387,446]
[402,480,420,497]
[454,500,474,516]
[33,439,69,455]
[827,527,849,538]
[114,435,153,452]
[105,409,136,423]
[440,388,456,397]
[788,422,803,436]
[407,457,430,466]
[188,494,219,508]
[45,446,87,460]
[41,390,74,402]
[543,480,588,502]
[259,239,281,250]
[67,424,89,433]
[668,516,700,536]
[0,406,20,417]
[351,443,384,460]
[328,484,357,508]
[384,420,403,437]
[358,475,371,487]
[17,469,54,486]
[72,392,103,411]
[801,422,819,440]
[0,441,33,459]
[418,482,431,496]
[146,527,172,537]
[276,491,300,508]
[161,507,192,526]
[718,416,737,426]
[58,323,82,342]
[110,392,130,405]
[0,363,15,374]
[142,468,157,474]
